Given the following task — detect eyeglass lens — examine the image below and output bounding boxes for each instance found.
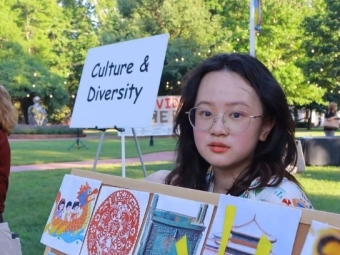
[188,107,252,134]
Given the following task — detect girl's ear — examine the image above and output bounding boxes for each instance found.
[259,118,275,141]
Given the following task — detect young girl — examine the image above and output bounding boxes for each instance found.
[145,53,313,209]
[0,85,22,254]
[55,199,66,219]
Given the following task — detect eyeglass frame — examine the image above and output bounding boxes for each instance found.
[185,107,263,134]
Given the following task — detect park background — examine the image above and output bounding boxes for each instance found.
[6,128,340,254]
[0,0,339,124]
[1,0,339,254]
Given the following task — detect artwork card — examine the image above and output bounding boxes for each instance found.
[203,195,302,255]
[80,186,150,255]
[40,174,102,255]
[300,220,340,255]
[136,193,215,255]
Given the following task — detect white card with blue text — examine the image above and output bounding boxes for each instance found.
[70,34,169,129]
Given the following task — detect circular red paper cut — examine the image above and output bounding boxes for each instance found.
[86,189,140,255]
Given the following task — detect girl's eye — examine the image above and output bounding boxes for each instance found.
[198,110,213,117]
[203,111,212,117]
[230,111,244,119]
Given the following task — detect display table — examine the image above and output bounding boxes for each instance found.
[298,137,340,166]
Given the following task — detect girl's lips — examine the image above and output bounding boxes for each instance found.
[208,143,229,153]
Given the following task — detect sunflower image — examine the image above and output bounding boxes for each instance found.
[313,228,340,255]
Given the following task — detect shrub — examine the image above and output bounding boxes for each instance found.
[295,122,315,128]
[295,122,307,128]
[12,125,84,135]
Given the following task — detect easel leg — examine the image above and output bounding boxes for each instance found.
[92,127,147,178]
[121,131,126,178]
[92,130,106,171]
[132,128,147,177]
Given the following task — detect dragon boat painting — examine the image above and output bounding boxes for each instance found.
[41,174,102,255]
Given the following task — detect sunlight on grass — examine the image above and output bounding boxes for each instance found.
[295,128,340,137]
[10,137,177,165]
[4,163,340,255]
[80,161,175,179]
[5,162,175,255]
[295,166,340,213]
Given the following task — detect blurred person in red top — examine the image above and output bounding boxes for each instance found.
[0,85,22,255]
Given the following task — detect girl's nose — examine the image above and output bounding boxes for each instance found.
[209,115,228,136]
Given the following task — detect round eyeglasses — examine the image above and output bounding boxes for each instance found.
[186,107,263,134]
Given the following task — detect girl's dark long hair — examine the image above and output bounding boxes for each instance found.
[165,53,301,195]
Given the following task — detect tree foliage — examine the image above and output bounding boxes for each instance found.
[302,0,340,102]
[59,0,99,97]
[0,0,338,123]
[256,0,325,106]
[94,0,229,95]
[0,41,69,123]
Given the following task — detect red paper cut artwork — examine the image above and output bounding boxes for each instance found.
[86,189,140,255]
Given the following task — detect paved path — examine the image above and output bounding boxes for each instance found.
[10,151,175,172]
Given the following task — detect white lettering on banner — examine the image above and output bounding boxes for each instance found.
[118,95,181,136]
[152,96,180,125]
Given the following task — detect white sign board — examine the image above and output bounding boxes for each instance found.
[119,95,180,136]
[70,34,169,128]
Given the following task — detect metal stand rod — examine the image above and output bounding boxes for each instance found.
[121,130,126,178]
[249,0,256,56]
[91,126,147,177]
[92,129,106,171]
[114,126,126,178]
[132,128,147,177]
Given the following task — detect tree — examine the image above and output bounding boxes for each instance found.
[204,0,250,53]
[254,0,325,106]
[302,0,340,100]
[11,0,68,69]
[0,0,74,123]
[95,0,230,95]
[204,0,326,106]
[0,0,22,42]
[0,41,69,123]
[59,0,99,101]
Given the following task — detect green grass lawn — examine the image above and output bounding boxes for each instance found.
[295,127,340,137]
[9,136,177,165]
[295,166,340,213]
[5,163,174,255]
[4,164,340,255]
[5,129,340,254]
[9,128,340,166]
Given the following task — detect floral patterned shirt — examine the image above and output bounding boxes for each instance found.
[238,177,314,209]
[145,170,314,209]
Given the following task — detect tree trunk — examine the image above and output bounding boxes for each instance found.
[20,97,34,124]
[307,108,312,130]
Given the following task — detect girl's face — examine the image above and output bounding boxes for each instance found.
[59,203,65,210]
[193,71,272,175]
